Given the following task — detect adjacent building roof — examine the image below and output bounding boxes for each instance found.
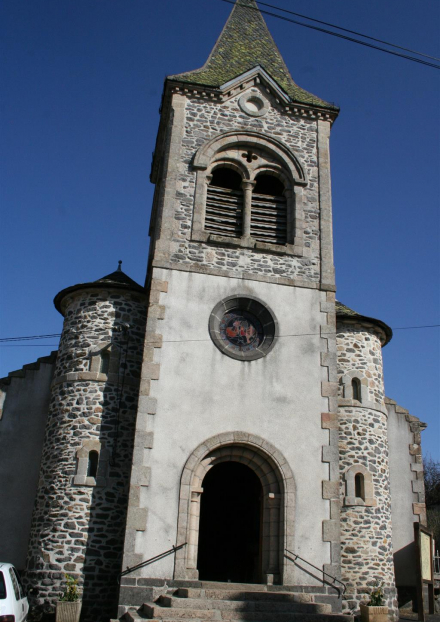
[54,262,146,315]
[169,0,338,111]
[336,301,393,346]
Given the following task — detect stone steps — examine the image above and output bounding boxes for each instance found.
[118,580,353,622]
[122,611,352,622]
[176,589,315,603]
[158,595,331,614]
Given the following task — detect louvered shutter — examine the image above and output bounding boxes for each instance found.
[250,192,287,245]
[205,185,243,238]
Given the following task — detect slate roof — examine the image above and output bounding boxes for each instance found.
[54,264,146,315]
[336,301,393,345]
[169,0,338,111]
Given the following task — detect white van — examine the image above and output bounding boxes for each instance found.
[0,563,30,622]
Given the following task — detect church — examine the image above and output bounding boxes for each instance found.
[0,1,427,621]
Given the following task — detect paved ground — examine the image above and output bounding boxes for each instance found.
[399,615,440,622]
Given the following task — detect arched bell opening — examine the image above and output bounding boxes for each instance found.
[175,434,295,586]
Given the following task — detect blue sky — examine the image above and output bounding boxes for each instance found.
[1,0,439,457]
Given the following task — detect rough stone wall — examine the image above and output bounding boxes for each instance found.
[337,323,385,403]
[336,321,398,619]
[25,288,147,622]
[162,88,322,283]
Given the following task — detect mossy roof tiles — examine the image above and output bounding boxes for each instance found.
[336,301,393,345]
[169,0,338,111]
[54,269,146,315]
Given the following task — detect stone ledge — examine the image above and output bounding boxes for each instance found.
[152,259,328,290]
[51,372,140,388]
[343,496,376,507]
[338,399,388,417]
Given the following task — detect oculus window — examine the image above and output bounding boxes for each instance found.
[209,295,278,361]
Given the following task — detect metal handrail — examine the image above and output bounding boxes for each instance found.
[285,549,346,596]
[118,543,187,584]
[434,551,440,575]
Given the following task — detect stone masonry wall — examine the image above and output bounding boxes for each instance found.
[25,288,147,622]
[161,88,323,283]
[337,322,398,620]
[337,323,385,403]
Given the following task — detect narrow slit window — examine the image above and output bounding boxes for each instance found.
[100,351,110,375]
[205,168,243,238]
[355,473,365,500]
[87,451,99,478]
[352,378,361,402]
[251,174,287,245]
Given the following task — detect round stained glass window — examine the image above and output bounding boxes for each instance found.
[220,310,264,353]
[209,295,278,361]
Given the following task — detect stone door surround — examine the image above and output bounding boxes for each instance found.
[174,432,295,585]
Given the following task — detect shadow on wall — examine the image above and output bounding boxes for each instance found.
[394,542,417,610]
[79,377,140,622]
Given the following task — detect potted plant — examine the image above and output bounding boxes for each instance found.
[360,580,388,622]
[56,574,82,622]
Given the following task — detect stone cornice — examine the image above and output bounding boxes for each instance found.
[152,258,337,292]
[164,79,338,125]
[338,398,388,417]
[51,371,140,388]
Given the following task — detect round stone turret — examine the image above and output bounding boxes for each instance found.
[25,266,148,622]
[336,301,397,619]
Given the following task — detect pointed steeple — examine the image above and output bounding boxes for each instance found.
[170,0,336,110]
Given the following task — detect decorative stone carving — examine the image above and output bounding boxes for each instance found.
[238,90,270,117]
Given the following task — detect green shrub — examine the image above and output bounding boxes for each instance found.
[369,580,384,606]
[59,574,80,602]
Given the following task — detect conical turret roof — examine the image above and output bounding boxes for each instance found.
[169,0,337,111]
[54,262,146,315]
[336,301,393,345]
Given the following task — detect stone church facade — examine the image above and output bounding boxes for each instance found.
[0,1,427,621]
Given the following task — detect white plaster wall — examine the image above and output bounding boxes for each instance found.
[387,403,417,586]
[0,362,55,569]
[137,268,331,583]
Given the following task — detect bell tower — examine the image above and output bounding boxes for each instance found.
[120,0,342,612]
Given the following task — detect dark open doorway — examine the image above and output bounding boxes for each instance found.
[197,461,263,583]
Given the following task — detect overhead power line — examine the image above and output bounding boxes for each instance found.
[0,333,62,342]
[219,0,440,70]
[393,324,440,331]
[255,0,440,62]
[0,324,439,346]
[0,344,60,347]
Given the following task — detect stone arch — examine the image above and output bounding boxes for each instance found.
[191,131,306,253]
[174,432,295,585]
[193,130,307,185]
[251,164,291,188]
[209,158,250,180]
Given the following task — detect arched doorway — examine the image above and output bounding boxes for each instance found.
[197,461,263,583]
[174,432,296,585]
